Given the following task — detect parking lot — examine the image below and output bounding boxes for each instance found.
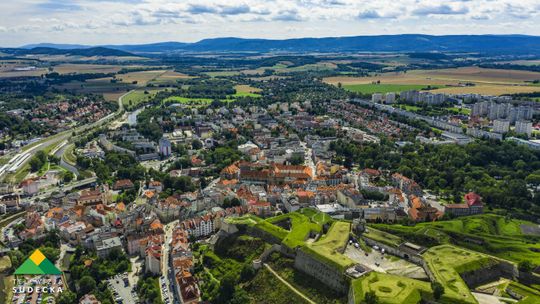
[345,243,428,280]
[108,272,139,304]
[12,275,64,304]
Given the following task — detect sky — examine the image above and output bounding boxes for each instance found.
[0,0,539,47]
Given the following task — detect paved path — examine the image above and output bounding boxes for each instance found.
[472,292,517,304]
[263,263,316,304]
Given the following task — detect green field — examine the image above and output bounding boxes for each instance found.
[122,89,165,110]
[351,272,434,304]
[446,107,471,115]
[232,91,262,98]
[371,214,540,264]
[267,212,322,249]
[204,71,242,77]
[505,281,540,304]
[63,144,77,165]
[343,84,443,94]
[227,209,353,272]
[363,227,403,247]
[303,221,355,272]
[424,245,495,304]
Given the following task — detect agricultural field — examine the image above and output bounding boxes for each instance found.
[53,77,134,101]
[122,89,168,110]
[371,214,540,264]
[423,245,494,304]
[148,70,191,85]
[325,66,540,95]
[233,84,262,97]
[116,70,168,86]
[343,84,442,94]
[205,70,242,77]
[52,63,127,74]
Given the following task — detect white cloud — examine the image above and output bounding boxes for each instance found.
[0,0,538,46]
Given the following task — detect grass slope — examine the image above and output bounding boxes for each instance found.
[371,214,540,264]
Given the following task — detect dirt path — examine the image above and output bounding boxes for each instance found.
[263,263,316,304]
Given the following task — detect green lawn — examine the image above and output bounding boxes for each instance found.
[351,272,434,304]
[267,212,322,249]
[363,227,403,247]
[343,84,443,94]
[204,71,242,77]
[372,214,540,264]
[232,91,261,98]
[423,245,495,304]
[227,210,353,272]
[446,107,471,115]
[63,144,77,165]
[303,221,355,272]
[122,89,165,110]
[506,281,540,304]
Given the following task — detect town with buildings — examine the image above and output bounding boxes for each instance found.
[1,6,540,303]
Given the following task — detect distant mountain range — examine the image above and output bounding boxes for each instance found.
[10,34,540,55]
[0,46,135,57]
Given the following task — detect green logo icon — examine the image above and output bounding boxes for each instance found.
[14,249,62,275]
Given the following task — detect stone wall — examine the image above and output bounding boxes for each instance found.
[518,271,540,286]
[461,261,516,287]
[294,248,349,294]
[245,226,283,245]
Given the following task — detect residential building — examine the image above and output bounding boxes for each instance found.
[515,120,532,137]
[493,119,510,134]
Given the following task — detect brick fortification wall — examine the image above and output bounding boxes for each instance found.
[294,248,349,294]
[461,260,517,287]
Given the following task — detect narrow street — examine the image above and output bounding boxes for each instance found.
[162,220,179,303]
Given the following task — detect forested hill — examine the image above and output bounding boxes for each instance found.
[18,35,540,55]
[0,46,135,57]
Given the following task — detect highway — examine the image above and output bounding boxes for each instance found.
[28,177,98,202]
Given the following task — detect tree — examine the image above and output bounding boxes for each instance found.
[215,273,236,303]
[57,290,77,304]
[431,281,445,300]
[364,291,378,304]
[192,139,203,150]
[289,154,304,166]
[518,260,534,272]
[63,171,74,183]
[78,276,97,295]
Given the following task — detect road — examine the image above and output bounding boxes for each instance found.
[54,144,79,176]
[27,177,97,202]
[162,220,179,303]
[1,90,131,183]
[263,263,316,304]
